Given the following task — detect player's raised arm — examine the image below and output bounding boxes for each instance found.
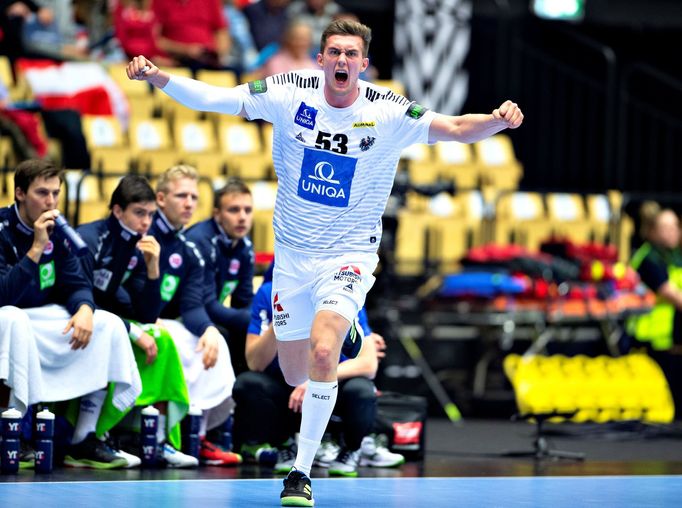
[126,55,247,117]
[428,99,524,144]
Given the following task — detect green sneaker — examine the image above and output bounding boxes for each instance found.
[240,442,278,466]
[64,433,128,469]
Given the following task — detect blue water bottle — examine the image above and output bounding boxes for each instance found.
[183,406,201,459]
[140,406,159,468]
[1,408,22,474]
[220,413,233,451]
[34,409,55,474]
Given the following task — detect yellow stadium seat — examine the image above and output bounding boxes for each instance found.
[474,134,523,191]
[63,170,108,225]
[504,353,674,424]
[173,118,224,178]
[373,79,406,97]
[130,118,181,175]
[195,69,238,89]
[401,144,437,185]
[0,169,13,208]
[250,180,277,254]
[493,191,551,251]
[394,210,430,276]
[218,121,270,180]
[434,141,479,189]
[546,193,593,243]
[81,115,133,172]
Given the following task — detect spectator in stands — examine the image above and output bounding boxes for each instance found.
[287,0,341,50]
[255,19,318,78]
[149,164,241,465]
[21,0,90,60]
[242,0,290,52]
[185,177,254,376]
[152,0,230,70]
[233,264,404,476]
[222,0,259,72]
[0,159,142,468]
[113,0,175,66]
[0,78,48,160]
[77,175,197,468]
[0,0,54,61]
[630,201,682,417]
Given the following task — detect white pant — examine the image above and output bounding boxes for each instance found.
[0,306,44,414]
[2,304,142,412]
[272,244,378,341]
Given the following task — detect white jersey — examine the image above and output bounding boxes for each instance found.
[238,70,435,255]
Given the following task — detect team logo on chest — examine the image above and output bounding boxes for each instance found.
[128,256,138,270]
[294,102,318,130]
[169,253,183,269]
[359,136,376,152]
[229,259,240,275]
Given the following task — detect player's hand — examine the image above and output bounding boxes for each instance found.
[371,333,387,361]
[289,382,308,413]
[137,235,161,279]
[134,331,158,365]
[126,55,158,81]
[29,209,58,256]
[196,327,221,369]
[492,100,523,129]
[64,304,93,350]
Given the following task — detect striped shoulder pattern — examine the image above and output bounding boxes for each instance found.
[270,72,321,89]
[364,84,411,106]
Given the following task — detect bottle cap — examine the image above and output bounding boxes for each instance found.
[1,408,22,419]
[141,405,160,416]
[36,409,55,420]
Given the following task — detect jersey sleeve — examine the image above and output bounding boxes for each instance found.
[239,72,307,124]
[377,99,436,150]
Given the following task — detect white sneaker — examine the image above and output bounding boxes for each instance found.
[274,443,297,474]
[162,442,199,468]
[313,439,340,468]
[328,447,360,477]
[113,448,141,469]
[358,435,405,468]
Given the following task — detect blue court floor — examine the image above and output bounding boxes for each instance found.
[1,475,680,508]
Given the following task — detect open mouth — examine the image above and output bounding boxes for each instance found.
[335,70,348,84]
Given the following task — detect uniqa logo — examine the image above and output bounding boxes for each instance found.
[309,161,340,184]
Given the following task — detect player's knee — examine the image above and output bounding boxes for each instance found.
[310,344,336,372]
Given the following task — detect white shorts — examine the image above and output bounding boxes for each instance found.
[272,244,379,341]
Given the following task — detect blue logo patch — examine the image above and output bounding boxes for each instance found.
[298,148,357,207]
[294,102,318,130]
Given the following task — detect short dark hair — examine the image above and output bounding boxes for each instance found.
[321,19,372,58]
[14,159,63,194]
[109,175,156,210]
[213,177,251,209]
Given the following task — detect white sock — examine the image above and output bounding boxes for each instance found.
[293,380,338,476]
[72,389,107,444]
[157,414,167,444]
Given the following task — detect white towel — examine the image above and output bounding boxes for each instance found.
[0,306,45,414]
[23,305,142,411]
[160,319,235,430]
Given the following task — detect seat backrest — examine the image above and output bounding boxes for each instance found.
[174,119,217,153]
[130,118,173,152]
